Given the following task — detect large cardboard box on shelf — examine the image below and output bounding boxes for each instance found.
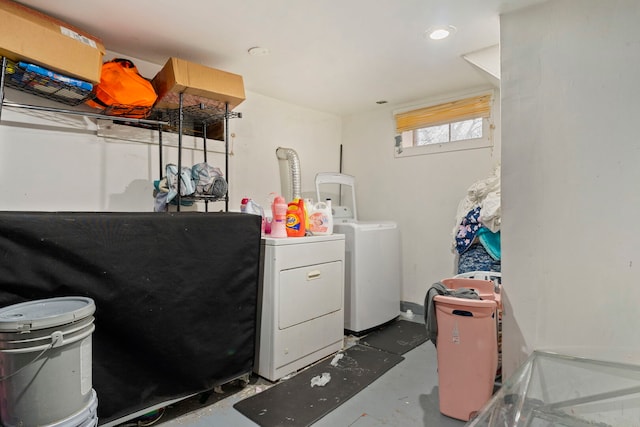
[152,57,245,110]
[0,0,105,84]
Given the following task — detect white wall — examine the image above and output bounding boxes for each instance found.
[501,0,640,378]
[227,92,342,212]
[0,55,341,213]
[341,92,501,305]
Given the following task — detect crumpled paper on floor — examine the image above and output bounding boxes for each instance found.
[310,372,331,387]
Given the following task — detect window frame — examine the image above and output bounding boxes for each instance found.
[393,90,495,158]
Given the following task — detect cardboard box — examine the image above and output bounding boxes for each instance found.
[152,57,245,110]
[0,0,105,84]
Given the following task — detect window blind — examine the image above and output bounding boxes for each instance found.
[395,94,492,133]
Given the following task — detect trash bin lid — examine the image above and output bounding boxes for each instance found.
[0,296,95,332]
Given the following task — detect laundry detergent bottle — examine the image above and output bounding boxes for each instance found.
[304,198,313,232]
[271,195,288,238]
[309,199,333,235]
[286,198,306,237]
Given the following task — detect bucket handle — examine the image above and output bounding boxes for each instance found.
[1,324,94,353]
[0,326,93,382]
[0,339,53,382]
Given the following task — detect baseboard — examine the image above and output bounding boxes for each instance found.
[400,300,424,316]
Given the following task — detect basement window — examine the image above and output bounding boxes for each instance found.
[394,92,493,157]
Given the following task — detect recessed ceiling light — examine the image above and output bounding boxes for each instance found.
[426,25,457,40]
[248,46,270,56]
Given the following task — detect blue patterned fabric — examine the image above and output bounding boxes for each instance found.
[456,206,501,261]
[455,206,482,254]
[457,243,501,274]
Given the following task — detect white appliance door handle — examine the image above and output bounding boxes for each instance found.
[307,270,321,280]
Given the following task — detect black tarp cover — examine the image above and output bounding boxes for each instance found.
[0,211,262,424]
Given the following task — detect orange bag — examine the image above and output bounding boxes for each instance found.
[86,58,157,118]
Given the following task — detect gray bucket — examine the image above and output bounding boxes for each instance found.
[48,389,98,427]
[0,296,97,427]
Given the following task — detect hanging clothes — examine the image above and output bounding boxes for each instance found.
[457,243,501,274]
[451,164,501,273]
[455,206,482,254]
[477,227,501,261]
[451,164,501,253]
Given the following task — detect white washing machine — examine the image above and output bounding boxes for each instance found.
[316,173,401,335]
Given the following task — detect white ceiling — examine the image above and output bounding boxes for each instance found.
[16,0,543,115]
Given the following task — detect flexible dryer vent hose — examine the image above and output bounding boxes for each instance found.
[276,147,301,200]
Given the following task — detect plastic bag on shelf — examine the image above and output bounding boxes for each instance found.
[166,164,195,202]
[191,162,227,197]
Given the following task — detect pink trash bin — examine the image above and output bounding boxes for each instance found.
[433,293,498,421]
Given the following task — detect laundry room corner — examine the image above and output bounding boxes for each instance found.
[340,95,501,310]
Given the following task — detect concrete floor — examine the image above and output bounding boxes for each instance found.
[140,319,467,427]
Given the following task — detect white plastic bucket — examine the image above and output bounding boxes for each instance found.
[48,389,98,427]
[0,296,96,427]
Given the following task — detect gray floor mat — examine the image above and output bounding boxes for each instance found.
[359,319,428,355]
[233,344,404,427]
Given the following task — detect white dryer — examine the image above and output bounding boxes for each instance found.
[255,234,345,381]
[316,173,401,335]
